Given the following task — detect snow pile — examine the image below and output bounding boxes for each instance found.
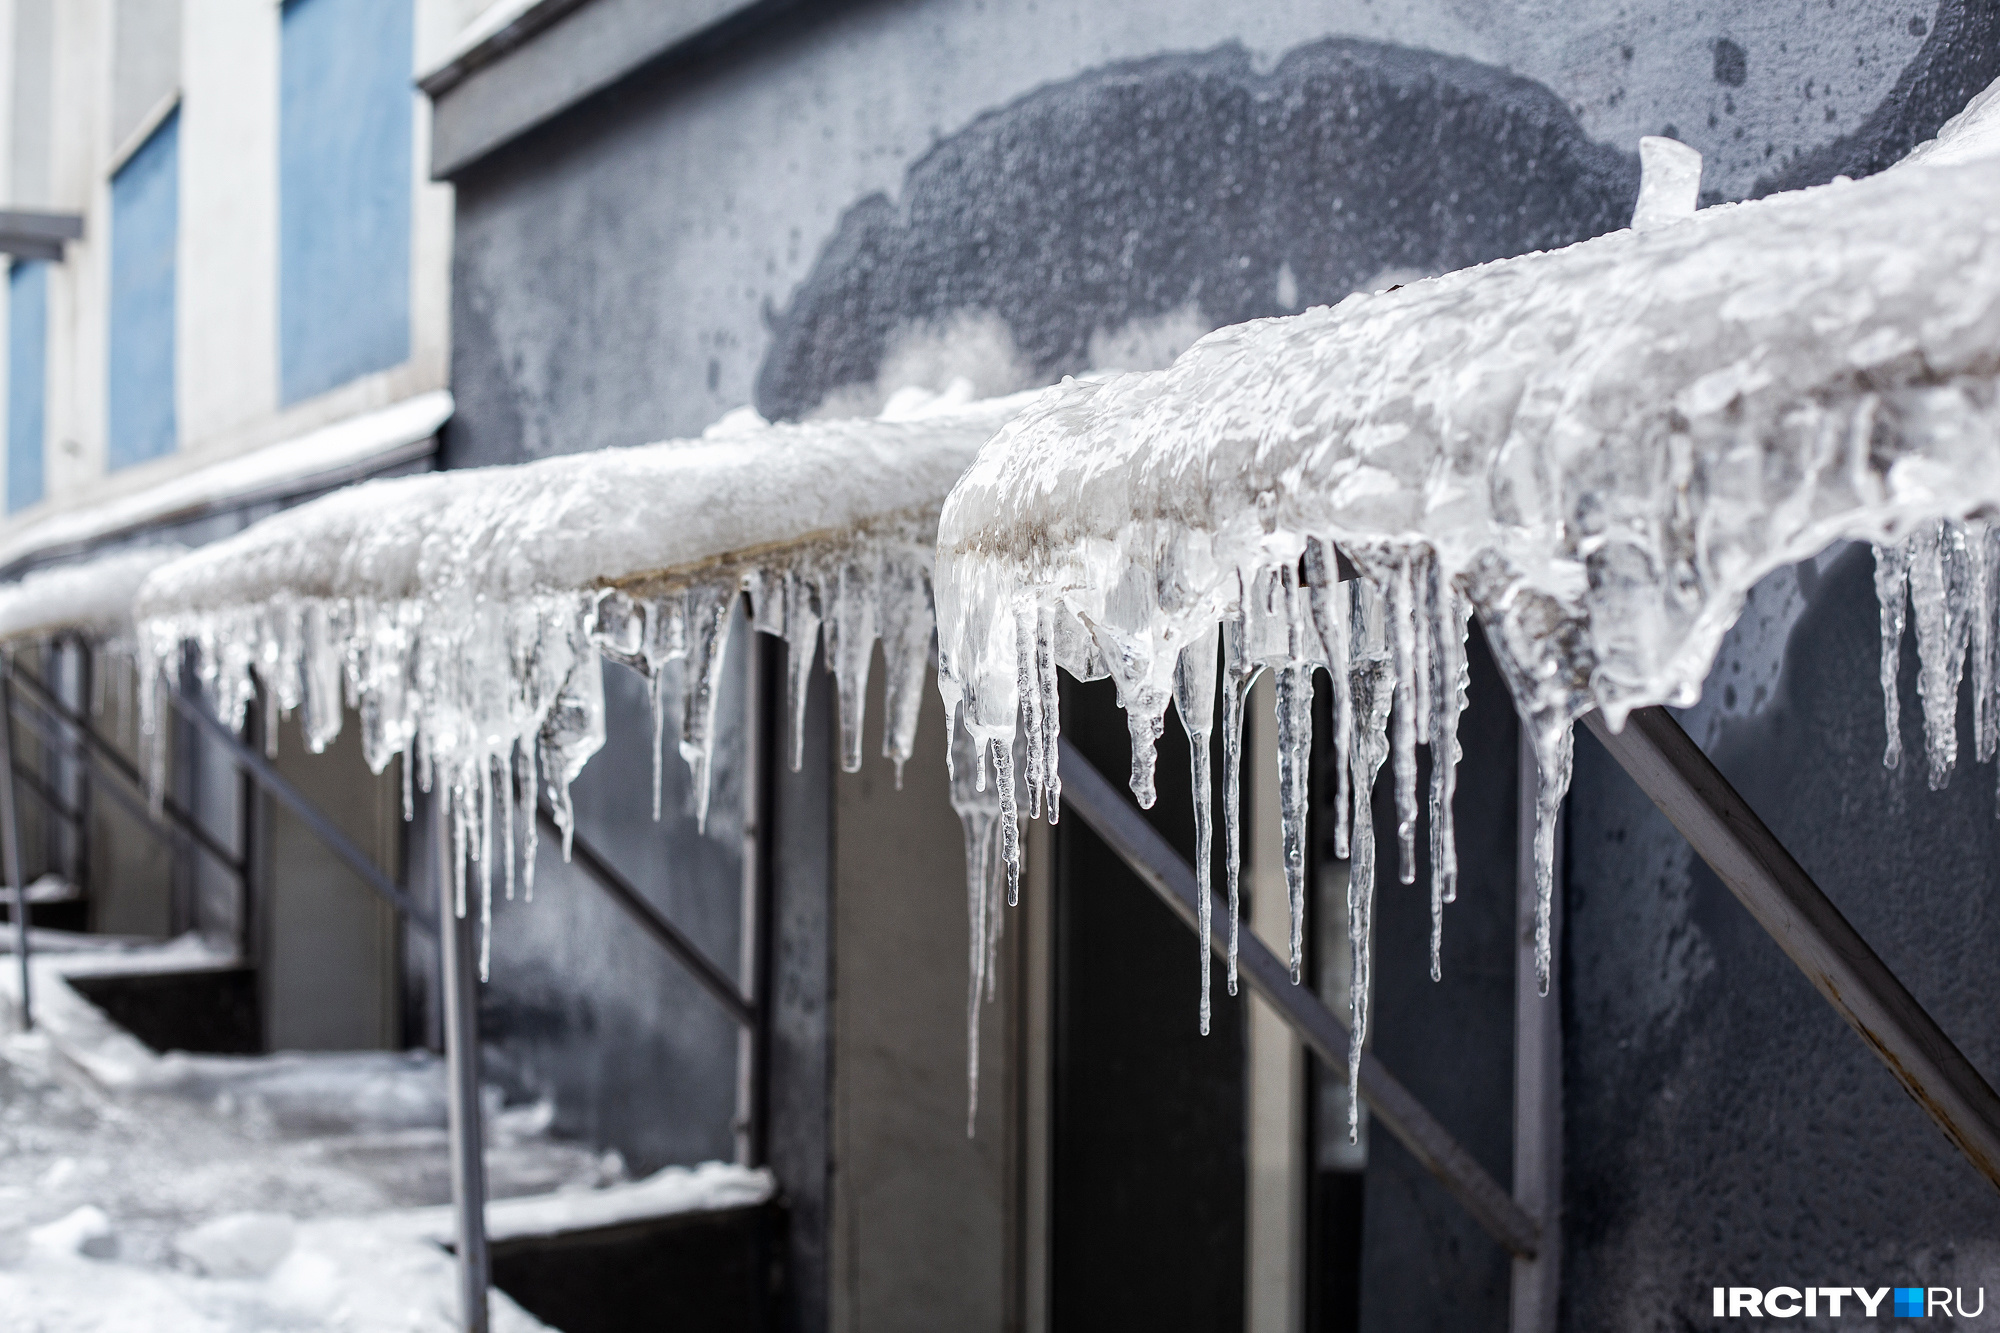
[0,546,184,645]
[134,385,1035,974]
[935,82,2000,1129]
[386,1160,774,1245]
[0,934,765,1331]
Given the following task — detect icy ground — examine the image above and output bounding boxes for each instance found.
[0,933,770,1331]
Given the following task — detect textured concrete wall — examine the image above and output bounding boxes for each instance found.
[444,0,2000,1324]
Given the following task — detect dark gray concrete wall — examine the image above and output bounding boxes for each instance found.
[1566,547,2000,1328]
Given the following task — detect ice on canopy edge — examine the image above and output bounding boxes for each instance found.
[932,77,2000,1101]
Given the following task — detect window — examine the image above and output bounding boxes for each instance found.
[107,107,179,471]
[279,0,413,405]
[7,262,47,511]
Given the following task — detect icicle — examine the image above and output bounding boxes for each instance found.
[1036,605,1062,824]
[651,667,669,821]
[994,738,1020,908]
[1386,554,1420,886]
[1531,722,1574,997]
[1345,587,1394,1142]
[783,567,823,772]
[1174,627,1219,1033]
[1907,521,1974,789]
[1303,544,1354,861]
[1874,540,1910,769]
[679,584,736,830]
[1126,702,1166,810]
[1221,620,1254,997]
[519,740,540,901]
[502,747,518,903]
[1018,610,1045,819]
[824,554,881,775]
[1428,579,1471,982]
[1274,660,1313,985]
[949,707,1002,1133]
[879,550,935,786]
[1969,521,1997,767]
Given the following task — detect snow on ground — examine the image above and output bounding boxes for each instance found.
[0,934,769,1331]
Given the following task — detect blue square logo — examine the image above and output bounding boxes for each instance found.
[1895,1287,1927,1317]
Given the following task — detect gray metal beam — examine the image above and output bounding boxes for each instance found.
[535,802,752,1027]
[1056,736,1542,1260]
[1583,705,2000,1194]
[1509,730,1562,1332]
[2,676,29,1031]
[434,796,492,1333]
[0,209,82,262]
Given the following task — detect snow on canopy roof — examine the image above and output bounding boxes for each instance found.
[0,546,185,644]
[137,385,1030,613]
[133,384,1039,979]
[934,81,2000,1109]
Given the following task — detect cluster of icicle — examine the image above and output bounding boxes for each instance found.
[135,508,969,979]
[936,80,2000,1141]
[1872,519,2000,792]
[938,541,1482,1140]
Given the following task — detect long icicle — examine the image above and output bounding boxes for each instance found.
[1274,661,1314,986]
[1345,582,1394,1142]
[1175,627,1219,1033]
[1221,619,1254,998]
[1874,540,1910,770]
[1532,722,1575,996]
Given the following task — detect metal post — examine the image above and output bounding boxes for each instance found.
[1,670,29,1030]
[735,619,768,1166]
[1584,706,2000,1193]
[1510,729,1562,1332]
[73,641,92,910]
[433,794,491,1333]
[1056,737,1541,1259]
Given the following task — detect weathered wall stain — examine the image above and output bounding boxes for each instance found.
[756,39,1639,421]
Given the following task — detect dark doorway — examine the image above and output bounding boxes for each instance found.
[1050,675,1247,1331]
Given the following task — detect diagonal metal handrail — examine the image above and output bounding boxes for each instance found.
[1056,737,1541,1259]
[1585,706,2000,1194]
[535,802,753,1028]
[7,672,247,876]
[168,688,431,931]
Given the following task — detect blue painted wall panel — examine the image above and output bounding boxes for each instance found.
[7,261,46,511]
[280,0,412,405]
[107,108,179,471]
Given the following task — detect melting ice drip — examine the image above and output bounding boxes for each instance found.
[136,509,970,981]
[1872,520,2000,791]
[936,80,2000,1141]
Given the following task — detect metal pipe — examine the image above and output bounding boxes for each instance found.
[2,673,30,1030]
[1584,705,2000,1194]
[434,795,491,1333]
[1056,737,1541,1259]
[168,688,430,930]
[536,804,753,1028]
[1509,728,1562,1332]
